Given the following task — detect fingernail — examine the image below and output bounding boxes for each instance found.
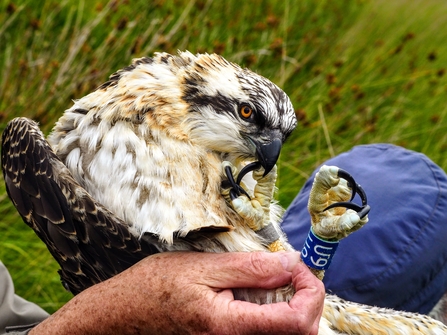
[279,252,301,272]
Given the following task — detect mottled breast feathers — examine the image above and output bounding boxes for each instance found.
[47,51,297,243]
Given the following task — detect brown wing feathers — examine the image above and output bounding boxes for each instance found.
[1,117,161,295]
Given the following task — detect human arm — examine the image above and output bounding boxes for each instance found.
[30,251,324,335]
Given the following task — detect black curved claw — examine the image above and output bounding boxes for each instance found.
[356,183,368,207]
[224,166,250,200]
[224,162,262,201]
[337,169,357,201]
[323,168,370,219]
[236,162,262,185]
[357,205,371,219]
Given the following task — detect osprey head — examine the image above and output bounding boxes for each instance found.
[180,52,297,175]
[86,51,296,176]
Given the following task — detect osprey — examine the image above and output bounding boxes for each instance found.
[2,51,446,334]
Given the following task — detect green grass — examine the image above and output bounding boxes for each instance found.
[1,0,447,313]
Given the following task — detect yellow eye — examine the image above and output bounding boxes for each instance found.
[240,105,253,119]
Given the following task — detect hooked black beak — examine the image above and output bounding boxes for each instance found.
[252,138,282,176]
[223,136,283,199]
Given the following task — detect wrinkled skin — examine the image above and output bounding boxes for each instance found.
[31,251,324,335]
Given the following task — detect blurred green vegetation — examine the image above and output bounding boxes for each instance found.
[1,0,446,313]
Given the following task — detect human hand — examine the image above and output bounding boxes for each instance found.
[31,251,324,335]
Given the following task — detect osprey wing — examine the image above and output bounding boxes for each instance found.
[1,117,161,295]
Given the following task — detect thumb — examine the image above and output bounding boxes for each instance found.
[196,251,301,290]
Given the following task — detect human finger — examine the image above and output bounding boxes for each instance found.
[194,251,301,290]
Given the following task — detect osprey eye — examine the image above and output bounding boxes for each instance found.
[239,105,253,119]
